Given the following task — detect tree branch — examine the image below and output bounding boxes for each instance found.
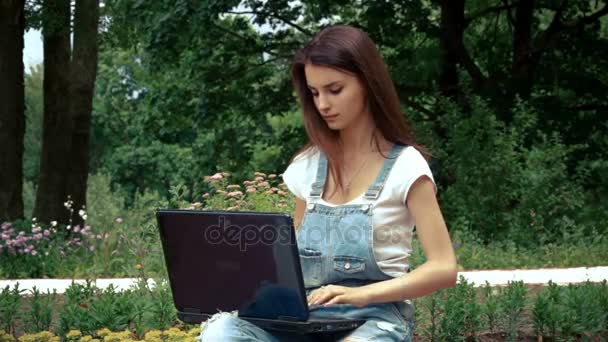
[464,1,521,27]
[502,0,517,27]
[568,104,608,112]
[210,22,289,59]
[226,10,313,36]
[563,2,608,27]
[534,2,607,56]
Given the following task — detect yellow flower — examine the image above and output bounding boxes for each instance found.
[18,331,60,342]
[66,330,82,339]
[78,336,94,342]
[96,329,112,338]
[135,264,143,270]
[0,330,14,342]
[186,327,200,337]
[102,331,131,342]
[143,330,162,341]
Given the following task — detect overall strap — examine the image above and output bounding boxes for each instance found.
[363,144,406,200]
[309,151,328,198]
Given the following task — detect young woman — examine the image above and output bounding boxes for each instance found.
[201,24,457,342]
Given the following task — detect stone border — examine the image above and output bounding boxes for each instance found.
[1,267,606,294]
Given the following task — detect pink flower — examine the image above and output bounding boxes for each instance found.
[210,173,224,180]
[243,180,254,186]
[32,227,41,234]
[254,176,264,182]
[254,172,267,178]
[226,184,241,189]
[277,190,287,196]
[1,233,9,241]
[246,187,257,193]
[227,191,243,197]
[202,193,210,199]
[192,202,202,208]
[268,174,277,179]
[73,226,81,233]
[43,230,50,237]
[259,181,270,188]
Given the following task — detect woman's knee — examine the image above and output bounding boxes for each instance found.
[199,312,244,341]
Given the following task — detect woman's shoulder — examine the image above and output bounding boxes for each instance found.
[282,146,320,200]
[289,146,321,167]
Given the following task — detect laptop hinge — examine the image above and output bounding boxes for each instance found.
[277,316,301,322]
[183,307,202,314]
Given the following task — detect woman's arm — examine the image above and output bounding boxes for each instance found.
[293,197,306,229]
[361,176,458,304]
[312,176,458,307]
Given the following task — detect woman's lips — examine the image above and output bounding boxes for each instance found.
[323,114,339,120]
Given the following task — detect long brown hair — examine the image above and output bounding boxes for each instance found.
[289,24,428,196]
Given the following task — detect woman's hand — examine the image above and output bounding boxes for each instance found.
[307,284,372,307]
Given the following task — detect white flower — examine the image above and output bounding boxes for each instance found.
[51,221,57,227]
[66,225,71,230]
[82,214,87,220]
[78,209,86,217]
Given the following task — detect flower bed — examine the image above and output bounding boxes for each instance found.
[1,277,606,341]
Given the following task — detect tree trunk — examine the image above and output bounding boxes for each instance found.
[438,0,465,99]
[66,0,100,227]
[510,0,537,100]
[34,0,73,224]
[0,0,26,222]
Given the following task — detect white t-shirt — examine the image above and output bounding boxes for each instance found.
[282,145,436,277]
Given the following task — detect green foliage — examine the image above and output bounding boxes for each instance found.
[23,287,56,333]
[438,96,588,245]
[499,281,527,341]
[0,284,23,334]
[438,276,483,341]
[481,282,500,335]
[23,65,44,188]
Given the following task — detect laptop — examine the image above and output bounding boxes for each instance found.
[156,209,366,334]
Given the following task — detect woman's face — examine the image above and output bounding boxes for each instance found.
[304,63,369,131]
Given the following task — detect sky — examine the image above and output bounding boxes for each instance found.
[24,29,43,68]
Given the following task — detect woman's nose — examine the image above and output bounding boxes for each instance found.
[317,93,331,112]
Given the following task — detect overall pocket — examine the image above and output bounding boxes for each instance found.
[299,248,324,288]
[333,255,366,274]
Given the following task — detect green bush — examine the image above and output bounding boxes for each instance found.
[431,96,588,245]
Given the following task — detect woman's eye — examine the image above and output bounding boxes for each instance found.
[330,88,342,95]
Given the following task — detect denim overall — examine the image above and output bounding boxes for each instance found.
[299,143,415,341]
[200,144,414,342]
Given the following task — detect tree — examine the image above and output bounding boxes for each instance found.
[0,0,26,222]
[34,0,100,225]
[65,0,100,224]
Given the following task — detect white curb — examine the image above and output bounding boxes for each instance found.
[1,267,606,294]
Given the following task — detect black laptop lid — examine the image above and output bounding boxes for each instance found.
[157,209,309,321]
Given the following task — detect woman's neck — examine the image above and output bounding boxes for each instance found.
[338,119,390,158]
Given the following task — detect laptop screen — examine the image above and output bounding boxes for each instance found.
[157,209,309,320]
